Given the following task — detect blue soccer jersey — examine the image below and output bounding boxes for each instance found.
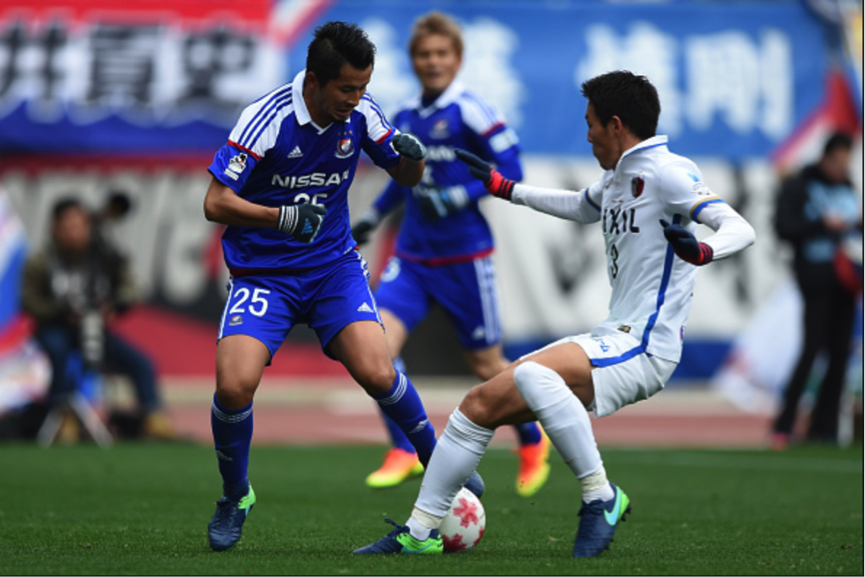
[371,81,522,264]
[209,70,401,272]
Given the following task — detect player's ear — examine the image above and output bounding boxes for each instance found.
[610,115,624,137]
[305,70,319,91]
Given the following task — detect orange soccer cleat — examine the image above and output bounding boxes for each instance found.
[515,429,551,497]
[365,448,425,489]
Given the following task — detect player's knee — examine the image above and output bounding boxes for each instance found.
[355,362,397,396]
[514,361,569,409]
[459,385,495,428]
[214,384,255,410]
[215,372,259,409]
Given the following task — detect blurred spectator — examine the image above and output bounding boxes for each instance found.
[20,197,175,442]
[94,190,132,255]
[771,132,862,449]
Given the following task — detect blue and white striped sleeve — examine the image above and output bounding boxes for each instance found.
[358,93,400,169]
[209,84,294,192]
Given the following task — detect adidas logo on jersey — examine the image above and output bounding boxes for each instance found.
[288,145,303,159]
[357,302,374,313]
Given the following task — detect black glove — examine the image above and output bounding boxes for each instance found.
[392,132,427,162]
[351,209,380,246]
[660,219,713,265]
[277,203,327,243]
[414,185,469,220]
[454,148,515,200]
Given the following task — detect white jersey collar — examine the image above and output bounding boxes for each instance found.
[415,80,465,118]
[618,135,669,164]
[292,70,312,125]
[292,69,340,133]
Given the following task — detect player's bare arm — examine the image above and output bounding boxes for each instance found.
[386,132,427,186]
[203,177,279,228]
[385,155,425,187]
[204,176,326,244]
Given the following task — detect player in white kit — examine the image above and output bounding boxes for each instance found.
[354,70,756,558]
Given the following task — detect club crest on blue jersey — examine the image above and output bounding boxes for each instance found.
[631,175,645,198]
[430,118,450,139]
[229,314,242,326]
[335,125,355,158]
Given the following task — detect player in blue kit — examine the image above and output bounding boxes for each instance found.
[351,12,550,498]
[201,21,482,552]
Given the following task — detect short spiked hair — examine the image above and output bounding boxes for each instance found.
[307,21,376,86]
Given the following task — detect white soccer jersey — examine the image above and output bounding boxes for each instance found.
[511,135,750,363]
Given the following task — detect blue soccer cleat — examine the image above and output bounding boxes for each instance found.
[208,484,256,551]
[353,518,443,555]
[464,470,485,499]
[572,482,631,558]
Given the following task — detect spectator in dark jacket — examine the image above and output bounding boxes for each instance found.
[771,132,862,449]
[21,197,174,441]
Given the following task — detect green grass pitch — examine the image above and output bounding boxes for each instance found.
[0,443,861,575]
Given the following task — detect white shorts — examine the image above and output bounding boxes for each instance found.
[523,329,677,418]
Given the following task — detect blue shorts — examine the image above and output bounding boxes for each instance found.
[374,255,502,350]
[218,250,382,361]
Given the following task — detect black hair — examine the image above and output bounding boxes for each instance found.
[823,131,853,156]
[52,196,84,221]
[104,190,132,218]
[581,71,661,141]
[306,21,376,86]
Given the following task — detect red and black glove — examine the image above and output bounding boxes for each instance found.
[454,148,515,201]
[660,219,713,265]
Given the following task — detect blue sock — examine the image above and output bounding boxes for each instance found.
[380,410,415,453]
[211,394,253,500]
[380,358,415,453]
[372,372,436,467]
[514,421,542,445]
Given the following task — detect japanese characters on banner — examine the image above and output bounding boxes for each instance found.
[0,0,287,153]
[0,0,831,158]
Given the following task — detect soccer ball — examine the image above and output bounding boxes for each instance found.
[439,487,486,553]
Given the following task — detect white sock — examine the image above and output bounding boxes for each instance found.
[580,467,614,503]
[514,361,610,501]
[405,507,441,540]
[412,408,494,526]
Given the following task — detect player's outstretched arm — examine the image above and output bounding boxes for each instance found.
[386,133,426,187]
[203,176,326,243]
[456,148,601,224]
[661,204,755,266]
[454,148,515,200]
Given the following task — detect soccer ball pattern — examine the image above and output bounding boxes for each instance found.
[439,487,486,553]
